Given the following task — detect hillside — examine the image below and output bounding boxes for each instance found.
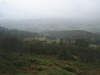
[0,26,100,75]
[44,30,100,42]
[0,26,40,38]
[1,26,100,42]
[1,53,100,75]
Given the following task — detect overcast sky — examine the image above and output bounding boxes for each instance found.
[0,0,100,20]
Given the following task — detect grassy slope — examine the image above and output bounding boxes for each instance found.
[0,53,100,75]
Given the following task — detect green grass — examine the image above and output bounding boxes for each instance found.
[0,53,100,75]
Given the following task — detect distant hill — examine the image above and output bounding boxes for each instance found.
[0,26,100,43]
[0,26,40,39]
[43,30,100,42]
[0,19,100,33]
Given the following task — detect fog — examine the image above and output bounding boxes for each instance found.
[0,0,100,32]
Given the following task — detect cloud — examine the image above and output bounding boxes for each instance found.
[0,0,100,20]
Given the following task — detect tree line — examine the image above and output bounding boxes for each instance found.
[0,36,100,63]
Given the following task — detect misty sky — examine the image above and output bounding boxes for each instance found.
[0,0,100,32]
[0,0,100,20]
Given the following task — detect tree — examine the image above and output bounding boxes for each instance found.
[1,37,22,52]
